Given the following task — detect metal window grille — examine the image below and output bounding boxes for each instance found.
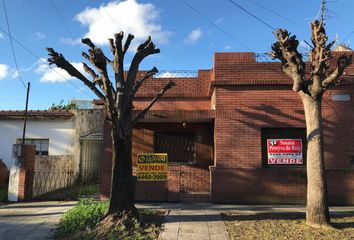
[154,132,196,164]
[16,138,49,156]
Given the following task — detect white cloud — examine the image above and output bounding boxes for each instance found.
[28,32,46,41]
[185,28,203,44]
[0,64,9,80]
[35,60,86,83]
[11,70,19,79]
[0,33,4,39]
[74,0,170,47]
[61,37,81,45]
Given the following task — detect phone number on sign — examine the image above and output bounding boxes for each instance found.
[137,173,167,181]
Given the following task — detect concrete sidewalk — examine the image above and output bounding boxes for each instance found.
[138,203,230,240]
[0,201,76,240]
[0,202,353,240]
[136,203,354,240]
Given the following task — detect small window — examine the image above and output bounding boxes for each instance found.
[16,138,49,156]
[154,132,195,164]
[261,128,306,168]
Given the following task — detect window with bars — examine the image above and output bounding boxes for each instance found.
[16,138,49,156]
[154,132,196,164]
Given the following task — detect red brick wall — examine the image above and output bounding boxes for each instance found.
[18,144,35,201]
[135,70,211,98]
[133,123,213,202]
[133,98,210,111]
[100,122,214,202]
[211,167,307,204]
[100,51,354,204]
[212,84,354,168]
[211,168,354,204]
[210,53,354,203]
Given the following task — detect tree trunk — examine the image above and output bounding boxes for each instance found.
[301,93,330,227]
[108,124,137,216]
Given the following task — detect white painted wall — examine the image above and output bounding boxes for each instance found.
[0,119,75,168]
[8,166,19,202]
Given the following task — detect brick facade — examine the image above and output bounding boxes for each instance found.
[100,52,354,204]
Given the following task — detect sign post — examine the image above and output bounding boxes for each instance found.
[137,153,168,181]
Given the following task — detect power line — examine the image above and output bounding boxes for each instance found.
[226,0,275,30]
[0,26,96,99]
[49,0,74,39]
[2,0,27,89]
[246,0,306,30]
[179,0,253,51]
[344,30,354,42]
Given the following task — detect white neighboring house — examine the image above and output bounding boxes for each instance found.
[0,108,104,201]
[0,110,75,169]
[0,108,104,169]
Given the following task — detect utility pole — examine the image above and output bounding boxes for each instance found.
[22,82,30,144]
[321,0,326,24]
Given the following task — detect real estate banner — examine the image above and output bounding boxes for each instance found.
[267,139,303,165]
[137,153,168,181]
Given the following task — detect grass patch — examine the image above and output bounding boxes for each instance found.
[53,199,164,240]
[222,212,354,240]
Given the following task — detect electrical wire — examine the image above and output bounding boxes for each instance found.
[2,0,27,89]
[246,0,306,30]
[179,0,253,51]
[226,0,275,30]
[49,0,74,39]
[0,26,96,99]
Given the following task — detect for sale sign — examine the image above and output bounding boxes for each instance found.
[267,139,303,165]
[137,153,168,181]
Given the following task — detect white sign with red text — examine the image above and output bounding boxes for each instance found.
[267,139,303,165]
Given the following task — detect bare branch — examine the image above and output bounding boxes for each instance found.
[310,21,330,77]
[114,32,124,57]
[46,47,105,99]
[122,67,158,113]
[82,62,99,79]
[81,38,118,119]
[82,52,91,62]
[81,38,96,50]
[125,36,160,100]
[322,54,352,89]
[132,67,158,94]
[271,29,306,92]
[123,34,134,54]
[108,38,115,54]
[105,57,113,65]
[114,32,125,91]
[132,81,175,125]
[81,41,117,99]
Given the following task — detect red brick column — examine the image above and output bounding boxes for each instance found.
[18,144,35,201]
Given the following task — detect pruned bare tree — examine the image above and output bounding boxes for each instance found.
[271,20,352,227]
[47,32,175,218]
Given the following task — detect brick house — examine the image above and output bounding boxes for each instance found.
[100,52,354,204]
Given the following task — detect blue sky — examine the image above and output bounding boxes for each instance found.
[1,0,354,110]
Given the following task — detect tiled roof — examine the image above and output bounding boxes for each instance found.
[0,110,73,120]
